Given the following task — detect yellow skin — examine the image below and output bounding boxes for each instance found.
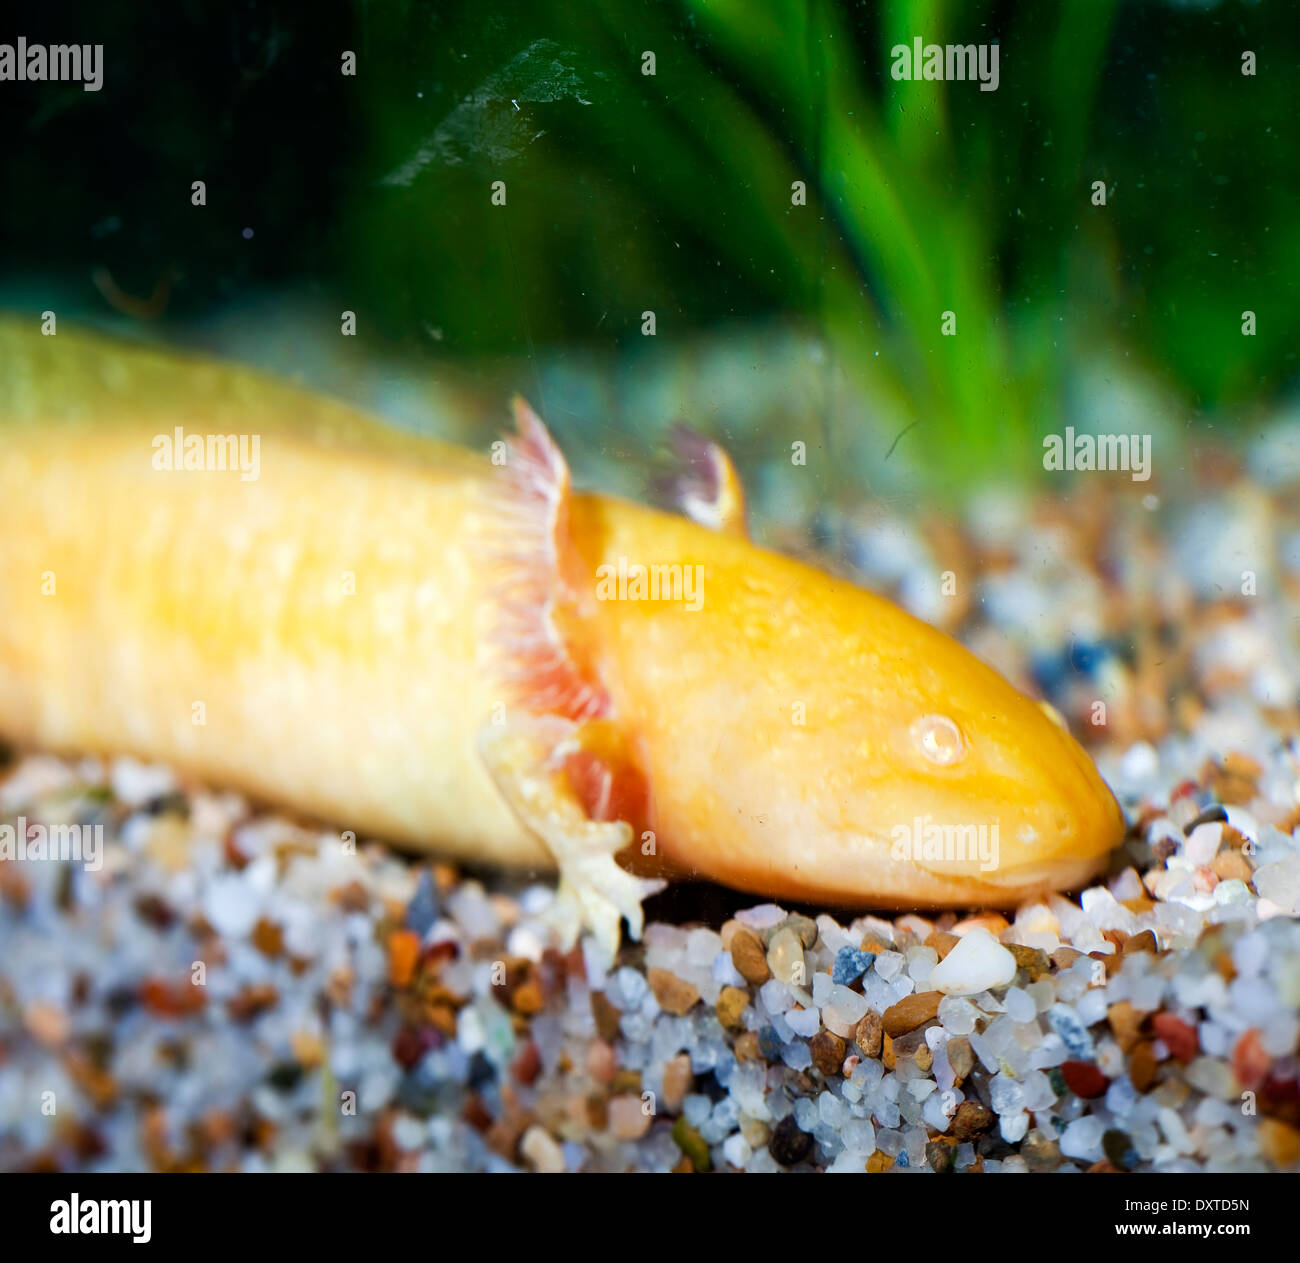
[0,321,1124,952]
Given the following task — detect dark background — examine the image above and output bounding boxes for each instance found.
[2,0,1297,489]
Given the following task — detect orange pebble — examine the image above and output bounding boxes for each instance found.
[387,930,421,988]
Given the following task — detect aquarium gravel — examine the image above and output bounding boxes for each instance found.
[5,439,1300,1174]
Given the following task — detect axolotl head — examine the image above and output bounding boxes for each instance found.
[636,553,1128,910]
[564,480,1125,912]
[776,603,1120,908]
[829,622,1127,908]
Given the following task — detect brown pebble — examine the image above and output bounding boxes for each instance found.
[781,914,819,949]
[1259,1117,1300,1168]
[1022,1128,1062,1172]
[881,990,942,1038]
[925,931,960,960]
[1090,949,1123,978]
[1129,1040,1160,1092]
[227,983,277,1023]
[251,917,284,958]
[290,1030,324,1069]
[1052,946,1083,970]
[926,1139,955,1173]
[462,1094,493,1132]
[607,1094,652,1140]
[734,1031,761,1061]
[584,1092,608,1131]
[810,1031,847,1077]
[1211,849,1254,884]
[1151,836,1178,863]
[63,1053,117,1112]
[511,979,545,1016]
[326,965,354,1007]
[1107,1000,1144,1052]
[24,1003,69,1048]
[647,968,700,1015]
[1007,943,1051,980]
[1121,896,1156,915]
[1221,750,1264,780]
[729,929,772,985]
[767,1115,813,1166]
[854,1010,883,1058]
[952,912,1008,936]
[865,1150,893,1173]
[610,1068,642,1095]
[881,1033,896,1071]
[715,986,750,1030]
[950,1100,995,1141]
[335,880,370,913]
[946,1036,974,1082]
[662,1053,693,1111]
[913,1043,933,1073]
[1232,1028,1270,1090]
[1123,931,1159,956]
[512,1040,543,1085]
[586,1040,615,1085]
[1209,752,1262,805]
[1215,950,1238,983]
[590,990,622,1041]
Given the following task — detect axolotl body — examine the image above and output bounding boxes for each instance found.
[0,322,1125,955]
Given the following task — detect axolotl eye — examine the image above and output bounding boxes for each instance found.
[911,713,967,767]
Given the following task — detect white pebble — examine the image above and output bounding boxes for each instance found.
[203,873,261,938]
[938,995,978,1035]
[1059,1115,1104,1162]
[873,950,904,980]
[1004,986,1037,1022]
[721,1132,752,1168]
[1254,855,1300,913]
[930,928,1017,996]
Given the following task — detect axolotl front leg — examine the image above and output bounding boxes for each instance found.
[478,714,664,962]
[476,400,724,960]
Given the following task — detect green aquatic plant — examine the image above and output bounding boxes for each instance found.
[5,2,1294,497]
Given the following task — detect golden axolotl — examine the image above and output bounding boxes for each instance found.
[0,321,1124,956]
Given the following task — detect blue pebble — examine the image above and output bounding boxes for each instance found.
[832,946,876,986]
[758,1027,784,1060]
[1048,1003,1096,1061]
[404,868,440,936]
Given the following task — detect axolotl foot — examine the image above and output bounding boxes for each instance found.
[478,716,666,964]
